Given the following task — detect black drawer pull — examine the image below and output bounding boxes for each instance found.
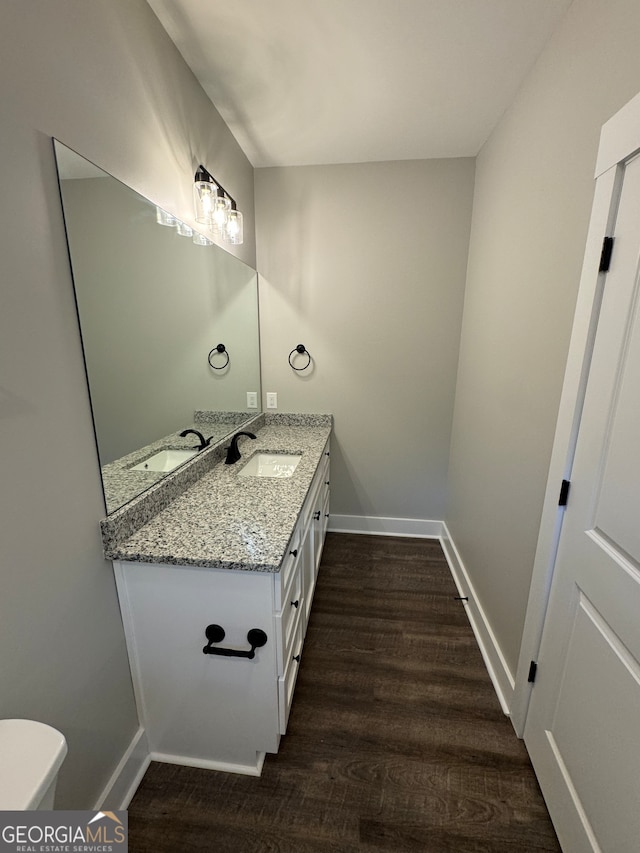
[293,653,301,663]
[290,548,298,557]
[325,451,330,456]
[203,624,267,659]
[291,599,299,608]
[325,480,330,486]
[313,510,321,521]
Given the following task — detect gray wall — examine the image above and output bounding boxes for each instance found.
[0,0,254,807]
[256,159,475,522]
[446,0,640,677]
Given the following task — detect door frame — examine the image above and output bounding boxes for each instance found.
[510,91,640,736]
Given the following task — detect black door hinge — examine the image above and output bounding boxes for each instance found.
[528,661,538,683]
[558,479,571,507]
[599,236,614,272]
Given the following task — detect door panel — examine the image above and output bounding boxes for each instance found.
[548,592,640,852]
[524,151,640,852]
[595,286,640,557]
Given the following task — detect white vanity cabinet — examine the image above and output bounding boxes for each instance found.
[113,438,330,776]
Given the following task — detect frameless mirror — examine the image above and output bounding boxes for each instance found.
[54,141,261,513]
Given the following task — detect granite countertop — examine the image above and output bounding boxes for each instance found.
[104,416,332,572]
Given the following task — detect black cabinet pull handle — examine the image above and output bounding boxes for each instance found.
[313,510,321,520]
[290,548,298,557]
[325,481,330,486]
[293,653,301,663]
[291,599,299,608]
[325,513,329,518]
[325,451,330,456]
[203,624,267,659]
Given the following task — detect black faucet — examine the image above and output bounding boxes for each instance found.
[179,429,211,451]
[225,431,257,465]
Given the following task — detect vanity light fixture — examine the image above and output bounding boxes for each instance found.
[193,165,244,245]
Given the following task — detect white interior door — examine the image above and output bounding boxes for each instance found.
[524,149,640,852]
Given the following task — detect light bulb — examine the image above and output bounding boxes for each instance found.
[225,209,243,245]
[193,176,215,224]
[210,190,231,235]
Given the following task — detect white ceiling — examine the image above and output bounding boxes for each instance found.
[147,0,573,167]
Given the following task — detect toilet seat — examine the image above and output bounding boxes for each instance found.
[0,719,68,810]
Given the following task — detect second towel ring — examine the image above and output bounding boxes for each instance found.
[208,343,230,370]
[288,344,312,371]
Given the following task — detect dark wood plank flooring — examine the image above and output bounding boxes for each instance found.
[128,533,560,852]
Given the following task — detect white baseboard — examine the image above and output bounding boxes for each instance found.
[328,514,443,538]
[93,731,264,811]
[150,751,265,777]
[94,726,151,810]
[439,523,514,715]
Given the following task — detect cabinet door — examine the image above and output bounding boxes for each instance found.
[312,482,330,569]
[278,616,304,734]
[274,562,303,674]
[301,523,315,631]
[116,561,279,773]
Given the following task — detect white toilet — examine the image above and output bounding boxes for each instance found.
[0,719,68,810]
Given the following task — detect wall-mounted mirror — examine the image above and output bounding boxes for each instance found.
[54,141,261,514]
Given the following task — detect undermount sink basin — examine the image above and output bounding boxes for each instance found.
[238,453,302,479]
[130,448,199,472]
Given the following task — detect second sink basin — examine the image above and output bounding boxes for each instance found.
[238,453,302,479]
[130,448,199,472]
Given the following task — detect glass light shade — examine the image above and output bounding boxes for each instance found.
[156,206,178,227]
[193,179,215,224]
[224,209,244,245]
[192,231,214,246]
[210,191,231,235]
[176,221,193,237]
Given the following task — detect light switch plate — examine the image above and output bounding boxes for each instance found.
[246,391,258,408]
[266,392,278,409]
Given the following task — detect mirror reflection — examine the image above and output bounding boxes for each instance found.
[54,141,261,513]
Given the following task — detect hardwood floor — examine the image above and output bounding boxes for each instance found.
[128,533,560,852]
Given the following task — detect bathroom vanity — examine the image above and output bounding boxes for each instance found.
[104,415,331,775]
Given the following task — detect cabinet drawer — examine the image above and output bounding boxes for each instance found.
[278,619,304,735]
[273,524,302,610]
[274,567,303,675]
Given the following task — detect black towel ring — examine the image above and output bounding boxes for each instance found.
[288,344,312,371]
[208,343,230,370]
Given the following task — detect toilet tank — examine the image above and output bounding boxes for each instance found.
[0,719,68,810]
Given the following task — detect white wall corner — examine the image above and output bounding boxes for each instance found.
[94,726,150,811]
[439,523,515,717]
[328,515,443,538]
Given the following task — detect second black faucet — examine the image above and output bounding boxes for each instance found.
[179,429,212,451]
[225,431,257,465]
